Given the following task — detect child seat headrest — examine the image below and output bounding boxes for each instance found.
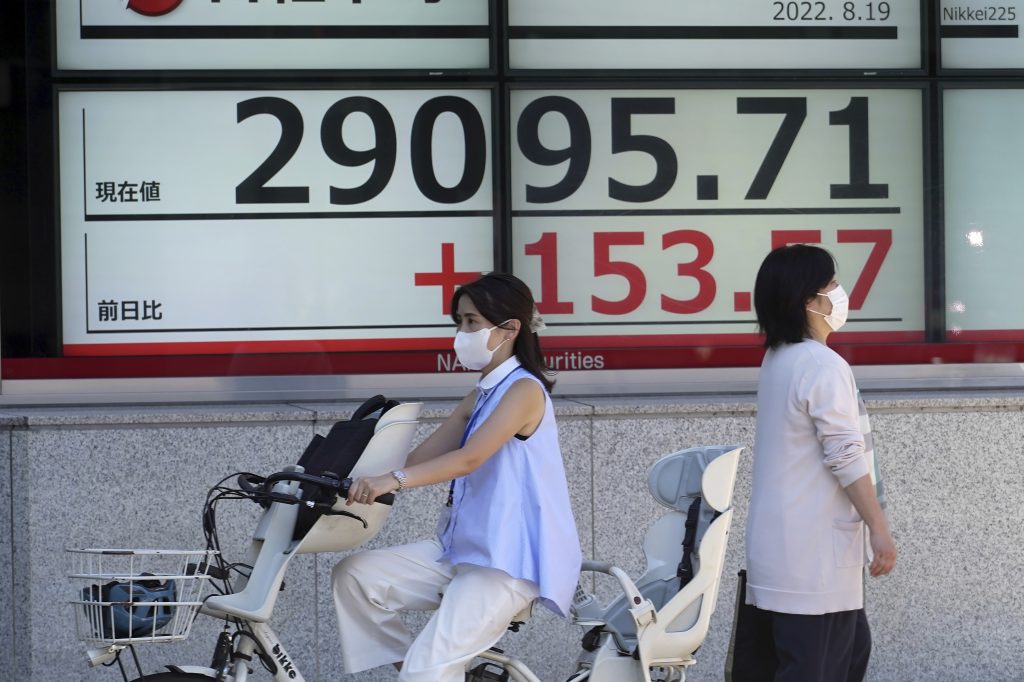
[647,445,742,513]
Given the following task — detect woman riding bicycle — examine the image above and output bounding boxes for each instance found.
[333,272,582,682]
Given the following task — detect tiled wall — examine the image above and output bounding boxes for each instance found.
[1,415,14,675]
[4,394,1023,681]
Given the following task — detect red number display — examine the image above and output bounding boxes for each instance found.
[523,228,893,316]
[592,232,647,315]
[661,229,716,314]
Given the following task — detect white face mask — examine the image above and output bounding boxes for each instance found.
[453,322,510,370]
[808,284,850,332]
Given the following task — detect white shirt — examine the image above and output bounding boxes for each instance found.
[746,339,872,615]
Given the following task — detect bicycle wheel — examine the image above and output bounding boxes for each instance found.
[130,673,214,681]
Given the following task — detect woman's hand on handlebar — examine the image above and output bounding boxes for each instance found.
[346,474,400,506]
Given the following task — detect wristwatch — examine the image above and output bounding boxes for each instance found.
[390,469,408,492]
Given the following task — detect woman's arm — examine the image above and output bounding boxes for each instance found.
[805,361,896,576]
[346,379,545,504]
[403,392,476,467]
[804,364,872,487]
[845,474,897,577]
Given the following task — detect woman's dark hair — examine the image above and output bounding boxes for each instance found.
[450,273,555,392]
[753,244,836,349]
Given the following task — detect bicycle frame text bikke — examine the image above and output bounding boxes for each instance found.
[271,642,297,679]
[237,596,306,680]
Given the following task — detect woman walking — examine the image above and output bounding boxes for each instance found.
[741,245,897,682]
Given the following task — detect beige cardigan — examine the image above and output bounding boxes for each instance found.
[746,340,872,615]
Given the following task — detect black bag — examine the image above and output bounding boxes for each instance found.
[724,569,777,682]
[292,394,398,540]
[297,394,397,477]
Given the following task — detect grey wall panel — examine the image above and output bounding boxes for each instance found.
[863,409,1024,682]
[14,411,313,681]
[0,416,19,676]
[10,426,31,680]
[5,395,1023,681]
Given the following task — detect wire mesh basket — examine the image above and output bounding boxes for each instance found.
[68,548,218,646]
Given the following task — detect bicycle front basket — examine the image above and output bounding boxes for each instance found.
[68,548,217,646]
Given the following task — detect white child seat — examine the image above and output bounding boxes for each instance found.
[572,445,742,682]
[298,401,421,554]
[203,402,422,623]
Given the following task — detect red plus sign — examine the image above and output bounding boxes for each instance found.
[414,243,479,314]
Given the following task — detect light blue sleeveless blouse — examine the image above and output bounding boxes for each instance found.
[438,359,582,616]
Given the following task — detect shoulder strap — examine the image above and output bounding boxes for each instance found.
[676,496,703,589]
[351,394,396,422]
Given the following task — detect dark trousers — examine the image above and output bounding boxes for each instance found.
[732,607,871,682]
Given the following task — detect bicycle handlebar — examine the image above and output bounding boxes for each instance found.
[580,560,645,608]
[237,471,396,506]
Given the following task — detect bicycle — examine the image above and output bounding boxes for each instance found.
[68,393,741,682]
[69,395,423,682]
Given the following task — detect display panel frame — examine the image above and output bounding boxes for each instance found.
[502,0,928,77]
[501,78,938,371]
[51,0,499,78]
[49,80,504,364]
[7,0,1024,400]
[936,0,1024,73]
[938,80,1024,342]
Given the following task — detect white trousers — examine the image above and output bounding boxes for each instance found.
[332,538,539,682]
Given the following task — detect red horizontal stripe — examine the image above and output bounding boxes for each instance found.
[5,338,1024,380]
